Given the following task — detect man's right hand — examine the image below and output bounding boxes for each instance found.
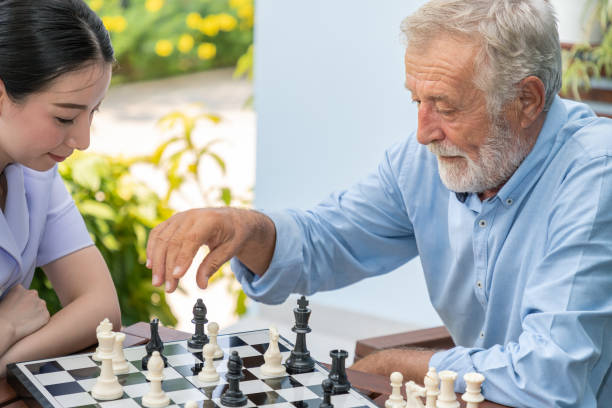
[0,285,50,345]
[146,207,276,293]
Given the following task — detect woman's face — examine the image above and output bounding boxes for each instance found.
[0,63,112,172]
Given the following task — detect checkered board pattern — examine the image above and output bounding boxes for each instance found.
[8,329,378,408]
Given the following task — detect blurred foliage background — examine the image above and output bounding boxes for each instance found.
[562,0,612,98]
[31,0,254,327]
[90,0,253,84]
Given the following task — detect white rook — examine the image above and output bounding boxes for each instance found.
[436,370,458,408]
[461,372,485,408]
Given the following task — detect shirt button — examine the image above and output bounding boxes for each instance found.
[476,281,483,288]
[480,331,485,338]
[506,198,513,205]
[478,219,487,228]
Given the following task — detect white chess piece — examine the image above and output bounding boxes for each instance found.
[198,343,220,383]
[111,332,130,374]
[91,331,123,400]
[184,402,198,408]
[260,326,287,377]
[142,351,170,408]
[207,322,223,359]
[436,370,459,408]
[461,372,485,408]
[424,367,440,408]
[92,318,113,362]
[385,372,406,408]
[405,381,426,408]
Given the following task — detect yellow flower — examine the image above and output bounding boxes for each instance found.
[186,12,202,29]
[198,16,219,37]
[155,39,173,57]
[238,4,254,19]
[197,43,216,60]
[102,16,127,33]
[229,0,249,9]
[216,13,237,32]
[89,0,104,12]
[113,16,127,32]
[178,34,194,53]
[145,0,164,12]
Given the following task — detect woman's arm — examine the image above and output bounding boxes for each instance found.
[0,245,121,376]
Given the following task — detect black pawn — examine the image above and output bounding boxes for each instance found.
[320,379,334,408]
[285,296,315,374]
[220,351,247,407]
[187,298,209,349]
[142,318,168,370]
[328,349,350,394]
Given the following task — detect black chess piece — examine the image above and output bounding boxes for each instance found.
[285,296,316,374]
[328,349,350,394]
[191,362,203,375]
[220,351,248,407]
[187,298,209,349]
[320,379,334,408]
[141,318,168,370]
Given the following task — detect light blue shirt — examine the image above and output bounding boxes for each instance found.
[0,164,92,295]
[232,97,612,407]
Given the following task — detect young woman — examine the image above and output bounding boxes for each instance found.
[0,0,121,375]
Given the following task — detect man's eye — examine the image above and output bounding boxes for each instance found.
[412,100,421,106]
[56,117,74,124]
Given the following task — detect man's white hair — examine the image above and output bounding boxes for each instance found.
[401,0,561,116]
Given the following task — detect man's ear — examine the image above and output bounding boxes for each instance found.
[516,76,546,129]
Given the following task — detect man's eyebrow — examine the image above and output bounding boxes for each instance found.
[52,102,88,110]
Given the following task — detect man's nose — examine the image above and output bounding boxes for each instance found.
[416,102,444,145]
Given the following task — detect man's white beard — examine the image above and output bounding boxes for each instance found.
[428,117,532,193]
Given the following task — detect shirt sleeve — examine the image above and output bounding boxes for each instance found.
[36,167,93,267]
[232,141,419,304]
[430,153,612,408]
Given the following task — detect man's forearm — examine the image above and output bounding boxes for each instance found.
[235,210,277,276]
[349,348,435,383]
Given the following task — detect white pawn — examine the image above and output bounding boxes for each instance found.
[111,332,130,374]
[198,343,220,383]
[91,331,123,400]
[461,372,485,408]
[92,318,113,362]
[260,326,286,377]
[184,402,198,408]
[142,351,170,408]
[385,372,406,408]
[405,381,426,408]
[436,370,459,408]
[424,367,440,408]
[207,322,223,359]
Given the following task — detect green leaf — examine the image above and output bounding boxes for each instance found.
[79,200,117,220]
[220,187,232,205]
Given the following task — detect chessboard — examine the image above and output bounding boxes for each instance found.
[7,328,378,408]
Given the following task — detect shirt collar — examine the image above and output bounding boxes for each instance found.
[494,96,568,207]
[0,164,29,266]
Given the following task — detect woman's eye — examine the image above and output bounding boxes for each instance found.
[56,117,74,124]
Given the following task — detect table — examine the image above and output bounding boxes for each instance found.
[0,322,508,408]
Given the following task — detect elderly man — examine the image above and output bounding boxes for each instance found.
[146,0,612,406]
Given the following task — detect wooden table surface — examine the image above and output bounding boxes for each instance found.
[0,322,508,408]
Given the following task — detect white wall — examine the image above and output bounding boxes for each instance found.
[253,1,442,328]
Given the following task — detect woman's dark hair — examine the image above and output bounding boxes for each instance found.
[0,0,114,102]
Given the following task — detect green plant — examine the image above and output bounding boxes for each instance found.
[32,106,251,326]
[562,0,612,98]
[31,153,176,326]
[87,0,254,84]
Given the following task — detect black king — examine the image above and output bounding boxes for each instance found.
[285,295,316,374]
